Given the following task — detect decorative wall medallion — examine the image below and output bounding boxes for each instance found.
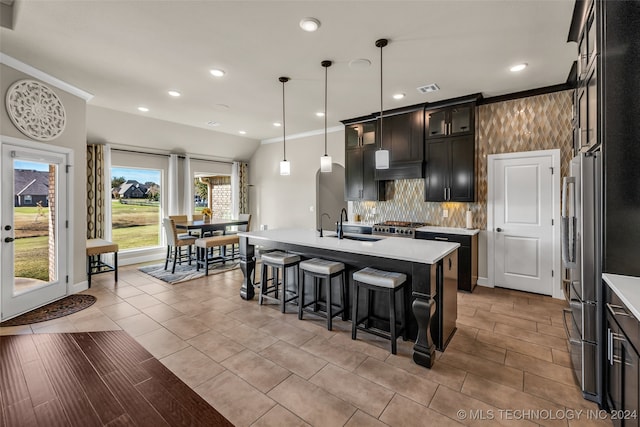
[5,79,67,141]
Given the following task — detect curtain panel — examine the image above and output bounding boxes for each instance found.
[238,162,249,214]
[86,144,105,239]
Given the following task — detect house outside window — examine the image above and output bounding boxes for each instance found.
[111,167,161,251]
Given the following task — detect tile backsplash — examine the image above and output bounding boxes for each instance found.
[352,179,482,228]
[353,90,574,230]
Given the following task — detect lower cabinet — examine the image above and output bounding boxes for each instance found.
[605,284,640,427]
[415,231,478,292]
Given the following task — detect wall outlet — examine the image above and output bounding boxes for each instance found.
[442,209,449,218]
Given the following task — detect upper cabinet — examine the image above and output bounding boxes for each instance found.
[572,0,599,154]
[343,117,386,201]
[426,104,473,139]
[424,136,475,202]
[424,96,479,202]
[375,108,425,181]
[345,121,377,149]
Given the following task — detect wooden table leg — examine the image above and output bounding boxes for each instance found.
[240,236,255,300]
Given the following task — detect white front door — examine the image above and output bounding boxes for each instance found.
[488,150,559,296]
[1,142,69,321]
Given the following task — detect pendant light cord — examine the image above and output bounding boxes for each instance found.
[379,42,383,149]
[324,63,328,155]
[321,60,332,156]
[375,39,388,151]
[279,76,289,161]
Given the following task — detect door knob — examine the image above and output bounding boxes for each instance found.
[496,228,503,232]
[5,237,15,243]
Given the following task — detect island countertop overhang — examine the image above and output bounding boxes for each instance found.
[238,228,459,264]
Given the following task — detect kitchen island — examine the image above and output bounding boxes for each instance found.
[237,228,459,368]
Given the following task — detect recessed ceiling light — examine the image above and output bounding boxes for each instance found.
[207,121,221,127]
[273,122,282,127]
[168,90,181,97]
[210,68,226,77]
[137,106,149,112]
[238,130,247,135]
[393,93,405,100]
[299,17,320,32]
[316,112,325,117]
[510,63,528,72]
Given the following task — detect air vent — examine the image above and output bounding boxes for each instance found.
[417,83,440,94]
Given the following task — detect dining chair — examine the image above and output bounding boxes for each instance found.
[163,218,196,274]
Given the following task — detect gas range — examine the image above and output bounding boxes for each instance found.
[372,221,429,238]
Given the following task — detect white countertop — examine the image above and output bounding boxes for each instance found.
[415,226,480,236]
[603,273,640,321]
[239,228,459,265]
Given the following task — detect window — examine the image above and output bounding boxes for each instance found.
[24,195,32,204]
[193,175,231,218]
[111,167,161,251]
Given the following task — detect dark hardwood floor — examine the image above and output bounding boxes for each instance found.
[0,331,232,427]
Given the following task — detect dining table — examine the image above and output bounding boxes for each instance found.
[174,217,249,235]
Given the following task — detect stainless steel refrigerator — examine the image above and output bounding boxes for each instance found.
[562,150,602,404]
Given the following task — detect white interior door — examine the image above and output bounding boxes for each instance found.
[489,150,558,296]
[1,143,69,321]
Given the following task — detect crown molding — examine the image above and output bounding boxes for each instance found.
[261,125,343,145]
[1,52,93,101]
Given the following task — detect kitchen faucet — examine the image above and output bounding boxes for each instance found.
[318,213,330,237]
[337,208,348,239]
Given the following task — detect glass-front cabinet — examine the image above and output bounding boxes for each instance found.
[426,105,473,139]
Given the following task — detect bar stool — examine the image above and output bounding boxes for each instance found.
[298,258,347,331]
[352,267,407,354]
[259,251,301,313]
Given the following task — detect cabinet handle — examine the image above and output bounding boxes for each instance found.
[434,237,449,241]
[449,258,452,269]
[443,188,447,200]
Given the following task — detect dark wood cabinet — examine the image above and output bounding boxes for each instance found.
[345,121,376,149]
[426,104,473,139]
[415,231,478,292]
[425,135,475,202]
[605,284,640,427]
[344,118,386,201]
[375,109,425,180]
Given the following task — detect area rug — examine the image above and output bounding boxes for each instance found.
[0,294,97,327]
[138,261,239,285]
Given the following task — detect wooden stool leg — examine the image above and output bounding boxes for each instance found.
[340,271,348,321]
[259,263,268,305]
[389,288,397,355]
[352,282,359,340]
[87,255,92,288]
[298,270,305,320]
[326,275,332,331]
[281,266,287,313]
[172,246,178,274]
[400,286,407,340]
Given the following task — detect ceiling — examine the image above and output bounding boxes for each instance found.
[1,0,576,146]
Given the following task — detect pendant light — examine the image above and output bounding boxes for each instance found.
[375,38,390,169]
[279,76,291,176]
[320,60,333,173]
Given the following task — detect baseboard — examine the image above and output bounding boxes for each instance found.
[118,251,165,267]
[476,277,492,287]
[69,280,88,294]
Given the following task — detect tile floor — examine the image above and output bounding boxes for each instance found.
[1,265,613,427]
